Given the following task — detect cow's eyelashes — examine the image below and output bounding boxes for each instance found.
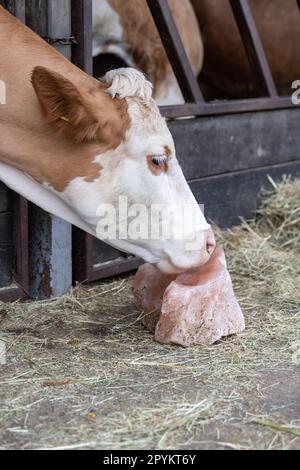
[147,154,169,175]
[151,155,167,167]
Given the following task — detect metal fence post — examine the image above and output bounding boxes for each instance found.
[26,0,72,299]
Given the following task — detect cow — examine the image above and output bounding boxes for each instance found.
[92,0,203,105]
[0,7,215,276]
[191,0,300,99]
[93,0,300,102]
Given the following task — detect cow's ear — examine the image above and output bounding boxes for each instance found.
[31,66,104,143]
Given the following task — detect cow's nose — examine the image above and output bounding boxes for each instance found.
[205,228,216,256]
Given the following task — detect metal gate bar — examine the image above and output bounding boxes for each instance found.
[0,0,25,19]
[0,0,29,301]
[146,0,204,103]
[160,96,293,119]
[70,0,94,283]
[71,0,93,75]
[148,0,296,118]
[0,196,29,302]
[229,0,277,97]
[72,227,143,282]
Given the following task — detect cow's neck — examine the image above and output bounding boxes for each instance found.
[0,7,104,192]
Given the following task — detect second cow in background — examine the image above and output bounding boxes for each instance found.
[92,0,203,105]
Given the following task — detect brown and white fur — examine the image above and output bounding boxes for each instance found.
[92,0,203,105]
[0,7,215,274]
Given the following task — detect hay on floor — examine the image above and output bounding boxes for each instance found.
[0,177,299,450]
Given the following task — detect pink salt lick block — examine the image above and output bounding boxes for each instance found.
[133,247,245,347]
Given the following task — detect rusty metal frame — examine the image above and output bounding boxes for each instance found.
[71,0,298,282]
[0,0,29,301]
[0,197,29,302]
[146,0,204,104]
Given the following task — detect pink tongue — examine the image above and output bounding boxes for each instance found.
[133,247,245,347]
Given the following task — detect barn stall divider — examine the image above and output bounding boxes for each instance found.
[0,0,299,300]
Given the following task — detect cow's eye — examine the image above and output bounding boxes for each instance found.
[151,155,167,167]
[147,154,169,174]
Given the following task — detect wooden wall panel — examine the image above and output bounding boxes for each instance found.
[190,161,300,227]
[170,109,300,181]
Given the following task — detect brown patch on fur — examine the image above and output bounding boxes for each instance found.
[43,149,103,193]
[3,136,106,193]
[32,66,129,146]
[30,66,130,191]
[164,146,172,158]
[0,9,130,193]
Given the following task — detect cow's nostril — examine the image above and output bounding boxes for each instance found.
[206,232,216,255]
[206,241,215,255]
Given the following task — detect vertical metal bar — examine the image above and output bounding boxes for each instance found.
[14,196,29,294]
[71,0,93,75]
[25,0,48,35]
[26,0,73,299]
[229,0,277,98]
[13,0,27,296]
[0,0,14,13]
[146,0,204,104]
[71,0,93,282]
[0,0,25,21]
[48,0,72,59]
[14,0,25,21]
[72,229,93,282]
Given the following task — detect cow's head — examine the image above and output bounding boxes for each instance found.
[32,67,215,273]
